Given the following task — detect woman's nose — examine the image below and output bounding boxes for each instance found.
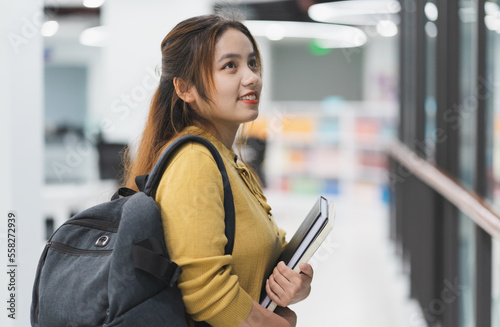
[242,68,261,87]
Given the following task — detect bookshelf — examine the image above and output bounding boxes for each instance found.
[260,101,397,202]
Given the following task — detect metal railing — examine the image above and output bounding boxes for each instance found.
[388,139,500,240]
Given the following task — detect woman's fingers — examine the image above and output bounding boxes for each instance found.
[298,263,314,278]
[268,274,285,294]
[268,271,296,306]
[266,278,287,306]
[267,264,300,306]
[275,262,308,292]
[276,261,296,280]
[266,261,315,307]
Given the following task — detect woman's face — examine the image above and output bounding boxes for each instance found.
[190,28,262,132]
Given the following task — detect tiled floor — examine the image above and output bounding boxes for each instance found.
[266,189,426,327]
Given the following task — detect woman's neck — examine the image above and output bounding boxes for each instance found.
[195,122,239,150]
[217,125,239,150]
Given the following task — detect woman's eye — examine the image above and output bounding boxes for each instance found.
[223,62,236,69]
[249,60,258,69]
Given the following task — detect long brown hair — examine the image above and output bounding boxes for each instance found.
[123,15,262,190]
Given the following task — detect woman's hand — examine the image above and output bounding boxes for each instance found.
[265,261,314,307]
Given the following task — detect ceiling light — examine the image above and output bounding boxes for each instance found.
[244,20,367,48]
[83,0,106,8]
[485,15,500,32]
[424,2,438,21]
[308,0,401,26]
[79,26,109,47]
[265,23,286,41]
[425,21,438,37]
[41,21,59,37]
[376,20,398,37]
[485,2,500,33]
[485,2,500,15]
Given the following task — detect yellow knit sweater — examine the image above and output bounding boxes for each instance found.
[155,126,286,327]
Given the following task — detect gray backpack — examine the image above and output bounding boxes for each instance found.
[31,135,235,327]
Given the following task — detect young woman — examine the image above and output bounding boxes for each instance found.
[124,15,313,327]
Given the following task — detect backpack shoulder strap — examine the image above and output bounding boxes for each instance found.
[139,135,236,255]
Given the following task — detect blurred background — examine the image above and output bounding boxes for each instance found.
[1,0,500,326]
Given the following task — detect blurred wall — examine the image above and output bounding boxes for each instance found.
[0,0,44,326]
[45,66,87,128]
[271,41,364,101]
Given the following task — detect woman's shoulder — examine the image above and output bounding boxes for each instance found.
[169,140,216,162]
[156,140,224,201]
[163,140,219,177]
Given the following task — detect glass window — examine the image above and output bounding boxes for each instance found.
[486,0,500,202]
[494,238,500,326]
[424,0,438,161]
[458,1,478,326]
[458,213,476,327]
[485,1,500,325]
[459,0,478,189]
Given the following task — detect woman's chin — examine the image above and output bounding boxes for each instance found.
[244,109,259,122]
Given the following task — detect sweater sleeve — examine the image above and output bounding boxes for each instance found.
[155,143,253,327]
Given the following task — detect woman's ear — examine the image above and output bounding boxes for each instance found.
[173,77,196,104]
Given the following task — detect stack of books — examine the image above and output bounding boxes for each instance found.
[260,196,335,311]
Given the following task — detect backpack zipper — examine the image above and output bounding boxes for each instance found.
[49,241,112,256]
[65,218,119,233]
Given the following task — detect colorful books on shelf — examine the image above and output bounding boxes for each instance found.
[260,196,335,311]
